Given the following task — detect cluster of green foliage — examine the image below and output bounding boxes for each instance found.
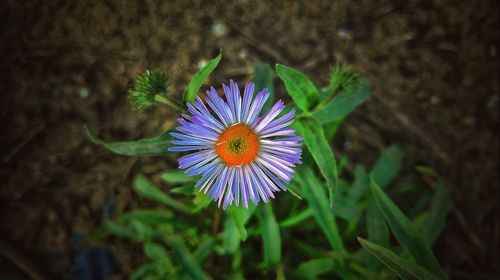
[87,54,452,279]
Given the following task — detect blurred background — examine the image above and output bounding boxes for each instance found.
[0,0,498,279]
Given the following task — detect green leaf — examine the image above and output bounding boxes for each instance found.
[319,85,334,100]
[275,64,319,112]
[170,184,195,196]
[370,180,447,279]
[227,205,255,241]
[253,63,275,111]
[130,263,158,280]
[184,54,222,103]
[366,197,389,247]
[295,257,356,280]
[294,167,345,255]
[192,191,212,213]
[118,210,187,228]
[161,169,193,184]
[366,196,390,269]
[295,258,336,280]
[85,126,175,157]
[144,242,169,261]
[420,180,452,245]
[358,238,441,280]
[222,214,242,254]
[104,222,137,239]
[279,208,312,228]
[132,174,191,213]
[322,119,344,141]
[294,117,337,206]
[348,165,369,204]
[164,235,210,280]
[371,146,403,189]
[312,82,371,124]
[256,204,281,268]
[193,237,216,263]
[285,182,303,200]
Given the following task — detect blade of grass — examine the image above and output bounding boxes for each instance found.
[370,180,447,279]
[358,237,441,280]
[279,208,312,228]
[227,205,255,241]
[132,174,191,214]
[256,204,281,268]
[85,126,175,157]
[294,117,338,206]
[421,180,452,245]
[295,167,345,256]
[183,54,222,103]
[164,235,210,280]
[370,146,403,189]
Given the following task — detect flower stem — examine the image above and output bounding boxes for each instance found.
[154,94,186,112]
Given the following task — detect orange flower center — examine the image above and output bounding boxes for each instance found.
[215,123,260,166]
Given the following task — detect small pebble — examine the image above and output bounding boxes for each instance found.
[197,59,208,69]
[430,96,440,105]
[338,27,352,40]
[211,20,229,37]
[79,87,89,98]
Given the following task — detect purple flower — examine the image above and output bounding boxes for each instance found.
[169,81,302,208]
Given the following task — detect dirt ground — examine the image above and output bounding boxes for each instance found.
[0,0,498,279]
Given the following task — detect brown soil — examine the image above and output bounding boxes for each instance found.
[1,0,498,279]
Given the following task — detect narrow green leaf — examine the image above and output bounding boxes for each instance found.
[295,117,337,206]
[85,126,174,156]
[231,248,243,272]
[319,85,334,100]
[295,258,336,280]
[322,119,344,141]
[129,219,155,240]
[348,165,369,204]
[222,214,242,254]
[193,237,216,263]
[285,182,303,200]
[170,184,195,196]
[132,174,191,213]
[256,203,281,268]
[192,191,212,213]
[366,197,389,247]
[366,196,390,269]
[164,235,210,280]
[370,180,446,279]
[228,205,255,241]
[161,169,193,184]
[117,210,188,228]
[279,208,312,228]
[275,64,319,112]
[371,146,403,189]
[253,63,275,111]
[295,257,356,280]
[331,191,361,235]
[295,167,345,255]
[358,238,441,280]
[421,180,452,245]
[276,264,286,280]
[312,82,371,124]
[184,54,222,103]
[104,222,137,239]
[130,263,158,280]
[144,242,169,261]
